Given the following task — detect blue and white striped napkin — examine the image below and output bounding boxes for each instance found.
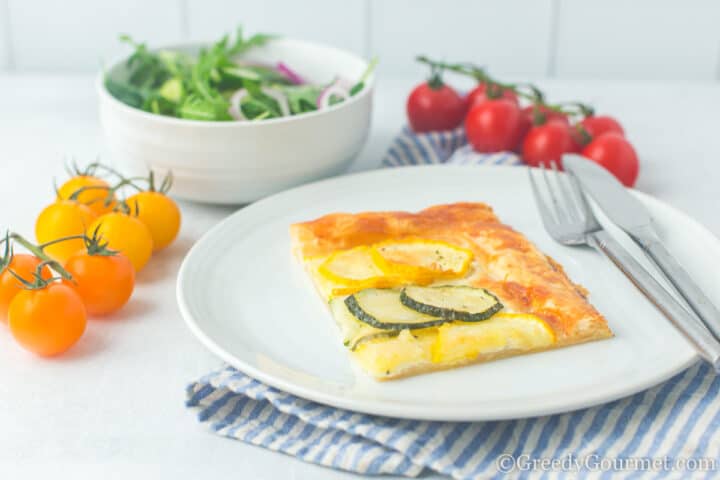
[187,363,718,478]
[186,127,719,479]
[381,126,522,167]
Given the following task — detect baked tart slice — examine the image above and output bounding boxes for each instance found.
[290,202,612,380]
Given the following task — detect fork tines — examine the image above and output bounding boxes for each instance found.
[528,161,599,244]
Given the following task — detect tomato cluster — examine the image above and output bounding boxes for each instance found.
[0,163,182,357]
[406,57,639,187]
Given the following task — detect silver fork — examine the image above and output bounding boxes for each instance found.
[528,162,720,372]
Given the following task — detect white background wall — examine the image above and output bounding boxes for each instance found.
[0,0,719,81]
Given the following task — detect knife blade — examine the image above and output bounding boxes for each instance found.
[563,154,653,233]
[564,153,720,341]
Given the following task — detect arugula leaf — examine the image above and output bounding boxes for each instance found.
[145,95,178,116]
[281,84,321,114]
[240,80,282,119]
[179,94,231,121]
[241,98,274,120]
[185,27,277,119]
[119,34,171,89]
[104,76,146,108]
[179,95,217,120]
[350,56,378,96]
[157,50,193,78]
[238,65,291,85]
[227,27,277,56]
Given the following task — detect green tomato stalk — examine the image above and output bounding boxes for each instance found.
[415,55,594,121]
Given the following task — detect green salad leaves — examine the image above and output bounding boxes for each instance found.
[104,27,376,122]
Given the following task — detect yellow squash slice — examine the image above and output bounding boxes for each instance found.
[373,238,473,282]
[317,239,475,297]
[317,246,394,295]
[431,313,556,364]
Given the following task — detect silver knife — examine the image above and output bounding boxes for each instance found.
[564,153,720,341]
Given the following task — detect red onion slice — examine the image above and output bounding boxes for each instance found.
[335,77,353,90]
[317,80,350,109]
[276,62,304,85]
[228,89,248,120]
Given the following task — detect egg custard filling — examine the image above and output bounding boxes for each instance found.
[290,203,612,380]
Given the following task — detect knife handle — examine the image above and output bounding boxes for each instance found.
[588,230,720,372]
[640,238,720,341]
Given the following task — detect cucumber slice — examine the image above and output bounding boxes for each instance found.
[329,297,398,350]
[400,285,503,322]
[345,289,447,330]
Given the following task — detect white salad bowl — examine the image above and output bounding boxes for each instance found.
[98,38,373,204]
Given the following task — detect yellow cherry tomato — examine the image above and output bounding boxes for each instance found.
[64,251,135,316]
[0,254,52,321]
[87,212,153,272]
[36,200,97,263]
[57,175,116,217]
[9,282,87,357]
[127,191,181,251]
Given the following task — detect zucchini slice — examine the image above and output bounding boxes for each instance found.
[400,285,503,322]
[345,289,447,330]
[329,297,398,350]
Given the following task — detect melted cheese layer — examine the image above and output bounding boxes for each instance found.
[351,313,555,378]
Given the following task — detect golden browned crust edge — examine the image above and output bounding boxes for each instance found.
[289,202,499,258]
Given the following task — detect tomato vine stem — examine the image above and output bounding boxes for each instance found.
[5,233,73,282]
[415,55,594,120]
[0,231,11,271]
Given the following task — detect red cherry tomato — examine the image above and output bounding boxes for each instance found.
[466,83,518,110]
[581,132,639,187]
[465,100,522,153]
[522,122,575,168]
[578,115,624,141]
[512,117,532,152]
[406,82,466,133]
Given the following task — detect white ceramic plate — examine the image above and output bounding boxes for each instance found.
[177,165,719,421]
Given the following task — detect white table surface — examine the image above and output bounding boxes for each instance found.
[1,74,719,479]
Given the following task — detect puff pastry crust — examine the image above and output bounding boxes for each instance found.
[290,202,612,378]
